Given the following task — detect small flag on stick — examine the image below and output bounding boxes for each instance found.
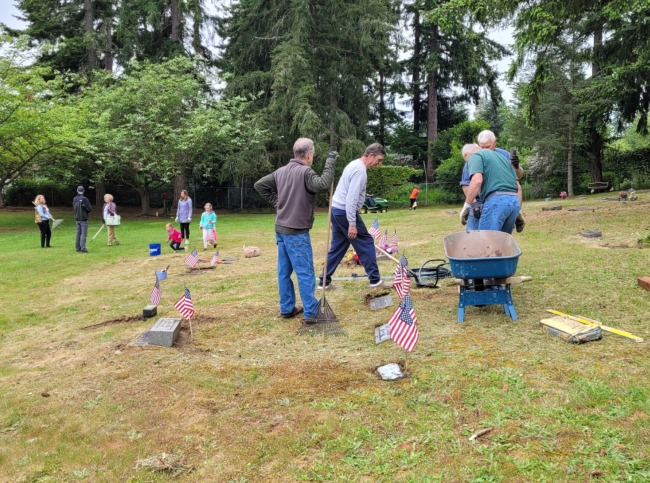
[391,230,398,250]
[369,218,381,240]
[393,256,410,299]
[185,248,200,268]
[174,288,195,320]
[150,277,161,306]
[379,229,387,248]
[388,294,419,352]
[210,251,220,266]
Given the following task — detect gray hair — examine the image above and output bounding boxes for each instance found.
[363,142,385,157]
[462,143,480,159]
[293,138,315,160]
[477,130,496,146]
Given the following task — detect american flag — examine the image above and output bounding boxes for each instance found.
[185,248,200,268]
[391,230,398,250]
[149,278,161,306]
[393,256,411,299]
[379,229,387,248]
[210,251,220,266]
[368,218,381,240]
[388,294,419,352]
[174,288,195,320]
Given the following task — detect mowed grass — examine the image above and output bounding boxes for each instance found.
[0,196,649,481]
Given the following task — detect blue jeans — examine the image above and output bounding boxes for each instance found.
[76,221,88,251]
[466,202,481,231]
[479,194,520,233]
[276,232,319,319]
[320,208,381,285]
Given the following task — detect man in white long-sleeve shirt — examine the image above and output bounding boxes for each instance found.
[318,143,385,289]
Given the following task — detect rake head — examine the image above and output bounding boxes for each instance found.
[296,295,346,336]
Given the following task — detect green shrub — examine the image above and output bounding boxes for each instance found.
[366,165,422,197]
[4,178,75,207]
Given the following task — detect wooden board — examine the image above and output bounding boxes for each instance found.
[638,276,650,292]
[540,316,602,343]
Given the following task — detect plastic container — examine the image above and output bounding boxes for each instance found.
[443,230,521,279]
[149,243,161,257]
[155,270,167,280]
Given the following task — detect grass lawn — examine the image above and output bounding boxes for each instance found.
[1,195,649,481]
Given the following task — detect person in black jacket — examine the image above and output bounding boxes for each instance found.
[73,186,92,253]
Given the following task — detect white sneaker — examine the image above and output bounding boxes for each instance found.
[184,240,189,245]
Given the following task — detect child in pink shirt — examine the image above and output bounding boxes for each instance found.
[166,223,186,251]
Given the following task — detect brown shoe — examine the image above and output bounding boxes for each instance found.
[280,306,304,319]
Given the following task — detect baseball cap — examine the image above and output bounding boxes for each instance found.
[77,185,85,193]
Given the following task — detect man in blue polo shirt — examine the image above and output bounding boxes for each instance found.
[464,130,522,233]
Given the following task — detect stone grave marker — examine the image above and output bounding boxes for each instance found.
[374,323,391,344]
[137,318,181,347]
[369,294,394,310]
[376,363,404,380]
[143,304,157,319]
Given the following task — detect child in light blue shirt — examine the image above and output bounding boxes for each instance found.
[199,203,217,249]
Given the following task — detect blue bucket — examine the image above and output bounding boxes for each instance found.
[156,270,167,280]
[149,243,161,257]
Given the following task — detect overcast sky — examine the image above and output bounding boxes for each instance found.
[0,0,515,109]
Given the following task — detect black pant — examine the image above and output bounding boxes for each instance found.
[38,219,51,247]
[170,241,183,251]
[180,222,190,240]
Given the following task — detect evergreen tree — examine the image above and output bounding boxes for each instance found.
[218,0,399,163]
[404,0,507,180]
[509,0,650,182]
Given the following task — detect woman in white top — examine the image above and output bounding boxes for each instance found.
[33,194,52,248]
[103,194,120,246]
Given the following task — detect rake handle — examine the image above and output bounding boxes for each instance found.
[320,181,334,303]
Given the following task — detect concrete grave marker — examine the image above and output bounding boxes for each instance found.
[374,323,392,344]
[369,294,394,310]
[139,318,182,347]
[143,304,157,319]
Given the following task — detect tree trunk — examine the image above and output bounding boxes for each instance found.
[412,10,421,136]
[378,70,385,145]
[103,20,113,72]
[139,189,150,215]
[567,123,574,197]
[426,24,439,182]
[588,24,604,183]
[173,174,186,212]
[170,0,181,42]
[95,181,106,205]
[83,0,96,75]
[329,92,337,148]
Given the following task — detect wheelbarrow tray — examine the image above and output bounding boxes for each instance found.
[443,230,521,279]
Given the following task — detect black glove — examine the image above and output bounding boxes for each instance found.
[328,151,339,159]
[471,201,482,220]
[515,212,525,233]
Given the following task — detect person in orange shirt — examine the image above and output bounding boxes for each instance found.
[409,186,420,210]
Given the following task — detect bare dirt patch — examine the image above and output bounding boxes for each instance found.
[81,315,143,329]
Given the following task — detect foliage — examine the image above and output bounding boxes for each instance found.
[434,152,465,202]
[218,0,398,163]
[430,120,489,171]
[79,58,269,214]
[0,39,83,206]
[12,0,216,78]
[366,165,422,197]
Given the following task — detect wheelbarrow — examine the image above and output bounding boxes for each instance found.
[443,230,525,323]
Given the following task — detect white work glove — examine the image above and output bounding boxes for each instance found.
[188,218,191,222]
[460,202,471,225]
[175,216,179,223]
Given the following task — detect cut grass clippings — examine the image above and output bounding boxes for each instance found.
[1,195,649,481]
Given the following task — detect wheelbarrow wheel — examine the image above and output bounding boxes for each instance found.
[360,207,367,214]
